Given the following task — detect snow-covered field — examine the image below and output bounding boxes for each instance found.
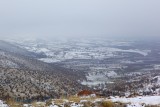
[33,47,150,63]
[110,96,160,106]
[7,38,151,63]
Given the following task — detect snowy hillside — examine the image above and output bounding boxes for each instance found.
[0,40,86,101]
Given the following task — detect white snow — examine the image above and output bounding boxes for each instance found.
[110,96,160,105]
[39,58,61,63]
[0,100,8,107]
[70,103,83,107]
[81,81,105,86]
[153,76,160,84]
[154,64,160,70]
[107,71,117,77]
[126,103,145,107]
[49,105,59,107]
[108,48,150,56]
[23,104,32,107]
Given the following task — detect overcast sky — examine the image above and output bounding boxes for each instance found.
[0,0,160,40]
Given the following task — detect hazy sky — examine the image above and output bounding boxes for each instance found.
[0,0,160,39]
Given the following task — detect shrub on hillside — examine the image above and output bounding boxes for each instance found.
[101,101,114,107]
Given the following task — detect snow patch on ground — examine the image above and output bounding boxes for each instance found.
[154,64,160,70]
[39,58,61,63]
[107,71,117,77]
[110,96,160,105]
[0,100,8,107]
[108,48,150,56]
[81,70,117,86]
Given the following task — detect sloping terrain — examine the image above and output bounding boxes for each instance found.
[6,38,160,96]
[0,40,86,102]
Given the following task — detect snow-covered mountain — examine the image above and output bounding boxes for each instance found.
[1,38,160,99]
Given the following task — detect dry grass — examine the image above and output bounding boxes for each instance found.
[67,95,101,103]
[6,98,23,107]
[31,101,46,107]
[68,96,81,103]
[45,99,53,106]
[55,99,66,105]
